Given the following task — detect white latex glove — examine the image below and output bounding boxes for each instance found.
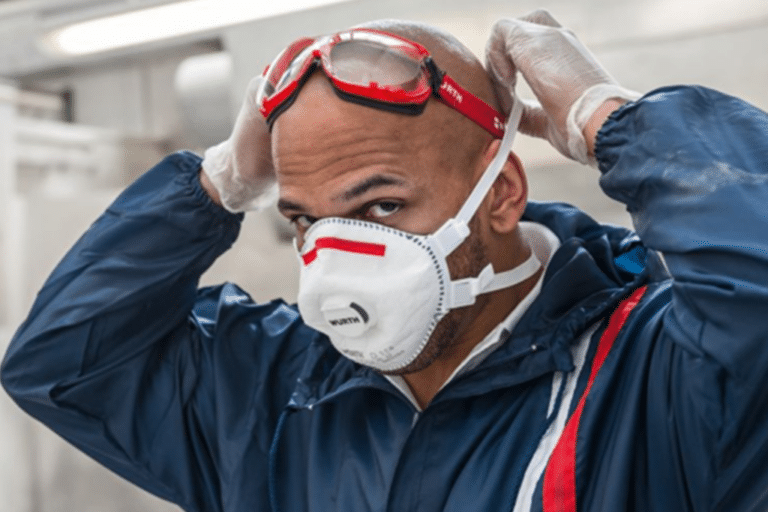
[201,76,276,212]
[485,10,641,166]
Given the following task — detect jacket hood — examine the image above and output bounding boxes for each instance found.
[290,200,662,409]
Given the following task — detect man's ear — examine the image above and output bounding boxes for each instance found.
[481,140,528,234]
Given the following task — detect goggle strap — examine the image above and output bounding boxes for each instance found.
[437,73,506,139]
[430,99,523,258]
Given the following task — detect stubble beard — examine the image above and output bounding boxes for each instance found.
[380,219,489,376]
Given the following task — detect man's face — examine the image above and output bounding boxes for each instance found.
[273,73,483,244]
[273,72,494,374]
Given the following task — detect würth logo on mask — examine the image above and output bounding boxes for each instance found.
[302,237,386,265]
[329,302,370,326]
[329,317,360,326]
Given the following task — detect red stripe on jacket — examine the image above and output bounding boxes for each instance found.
[543,285,648,512]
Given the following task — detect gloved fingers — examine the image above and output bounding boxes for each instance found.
[491,81,514,117]
[241,76,266,115]
[516,98,550,139]
[201,75,276,213]
[518,8,562,28]
[232,76,268,130]
[485,18,524,118]
[485,20,518,87]
[485,10,635,164]
[486,65,515,116]
[515,10,582,55]
[231,76,272,167]
[485,16,570,111]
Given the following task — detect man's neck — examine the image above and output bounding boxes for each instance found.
[402,266,543,409]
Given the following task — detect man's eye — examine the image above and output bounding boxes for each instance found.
[366,201,402,219]
[291,215,316,229]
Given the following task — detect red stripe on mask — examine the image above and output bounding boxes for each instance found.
[302,237,386,265]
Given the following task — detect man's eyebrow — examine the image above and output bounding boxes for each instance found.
[277,174,409,214]
[277,198,305,213]
[336,174,409,202]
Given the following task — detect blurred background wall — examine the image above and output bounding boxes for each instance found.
[0,0,766,510]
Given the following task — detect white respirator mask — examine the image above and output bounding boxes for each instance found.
[296,101,538,372]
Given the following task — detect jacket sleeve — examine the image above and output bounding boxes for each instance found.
[0,151,289,511]
[596,86,768,510]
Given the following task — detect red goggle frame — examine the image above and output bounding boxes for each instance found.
[257,29,505,138]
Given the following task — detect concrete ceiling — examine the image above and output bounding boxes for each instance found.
[1,0,767,79]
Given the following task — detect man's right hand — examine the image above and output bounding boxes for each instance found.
[201,76,276,212]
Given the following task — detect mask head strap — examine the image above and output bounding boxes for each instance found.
[431,98,524,257]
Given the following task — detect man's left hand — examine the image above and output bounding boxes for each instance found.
[485,9,640,166]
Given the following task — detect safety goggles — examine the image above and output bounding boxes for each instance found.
[256,28,506,138]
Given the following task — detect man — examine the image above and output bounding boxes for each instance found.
[3,10,768,512]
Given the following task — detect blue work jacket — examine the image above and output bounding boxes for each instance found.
[3,86,768,511]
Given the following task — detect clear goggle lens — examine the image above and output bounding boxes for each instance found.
[258,30,429,109]
[328,39,422,91]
